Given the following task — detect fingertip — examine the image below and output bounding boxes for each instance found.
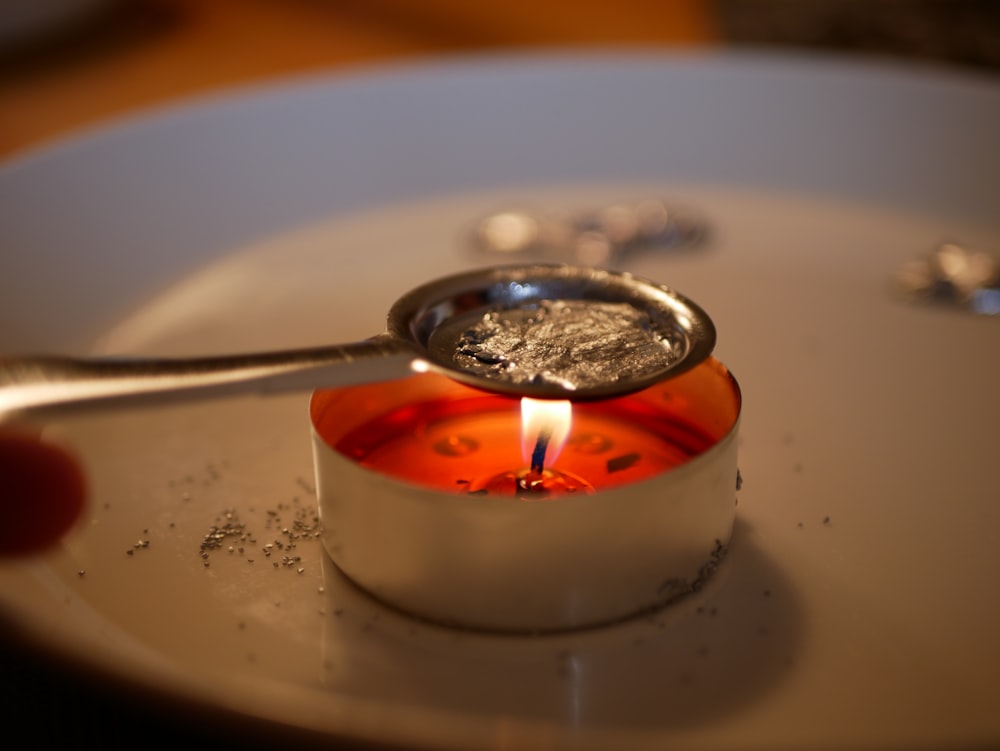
[0,431,88,556]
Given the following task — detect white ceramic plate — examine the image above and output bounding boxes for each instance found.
[1,51,998,750]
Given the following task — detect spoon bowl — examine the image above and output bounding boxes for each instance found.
[392,264,715,399]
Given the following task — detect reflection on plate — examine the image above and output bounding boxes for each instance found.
[1,52,998,750]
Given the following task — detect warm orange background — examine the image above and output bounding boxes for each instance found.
[0,0,718,159]
[3,1,993,160]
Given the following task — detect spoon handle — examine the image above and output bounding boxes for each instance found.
[0,335,416,419]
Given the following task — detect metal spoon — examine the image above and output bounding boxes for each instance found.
[0,264,715,419]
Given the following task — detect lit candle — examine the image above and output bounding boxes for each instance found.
[518,397,573,493]
[309,357,741,631]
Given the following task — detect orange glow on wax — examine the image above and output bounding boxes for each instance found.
[310,358,741,500]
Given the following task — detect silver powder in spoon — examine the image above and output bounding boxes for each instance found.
[453,299,677,392]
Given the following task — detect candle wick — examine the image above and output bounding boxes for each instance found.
[530,428,552,474]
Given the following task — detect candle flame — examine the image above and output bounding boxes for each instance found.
[520,398,573,472]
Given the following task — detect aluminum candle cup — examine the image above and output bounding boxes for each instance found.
[310,357,741,633]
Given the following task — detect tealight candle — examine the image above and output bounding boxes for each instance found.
[310,357,741,632]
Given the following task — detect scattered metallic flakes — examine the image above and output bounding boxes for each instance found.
[894,241,1000,315]
[176,462,322,570]
[124,528,152,556]
[650,539,730,612]
[200,509,251,557]
[453,299,678,391]
[113,462,322,573]
[469,200,707,266]
[796,515,834,529]
[197,498,321,570]
[657,577,689,597]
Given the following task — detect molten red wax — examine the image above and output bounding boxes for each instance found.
[311,358,740,498]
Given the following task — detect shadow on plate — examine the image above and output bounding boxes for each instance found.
[320,514,803,732]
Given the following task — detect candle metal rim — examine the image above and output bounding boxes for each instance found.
[311,403,740,632]
[308,359,742,504]
[310,358,741,631]
[310,414,741,509]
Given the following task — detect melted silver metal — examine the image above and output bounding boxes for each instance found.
[452,299,678,393]
[410,264,716,400]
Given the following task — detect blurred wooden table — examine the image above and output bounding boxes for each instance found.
[0,0,717,160]
[4,0,997,161]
